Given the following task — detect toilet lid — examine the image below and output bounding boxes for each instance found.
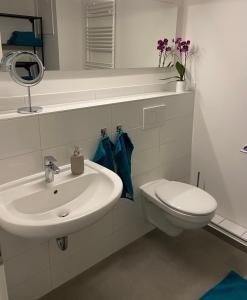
[155,181,217,216]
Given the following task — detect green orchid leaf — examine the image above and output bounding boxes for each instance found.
[160,76,180,81]
[175,62,185,81]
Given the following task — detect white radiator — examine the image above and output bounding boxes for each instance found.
[85,1,115,69]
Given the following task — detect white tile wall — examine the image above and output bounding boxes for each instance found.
[111,102,141,131]
[0,117,40,159]
[142,105,166,130]
[128,127,159,153]
[39,106,111,149]
[111,221,152,254]
[133,147,160,177]
[31,90,95,107]
[50,235,113,289]
[8,269,52,300]
[0,152,43,185]
[4,242,50,289]
[112,198,144,232]
[159,114,193,145]
[0,92,194,300]
[0,96,25,112]
[41,138,99,167]
[94,83,168,100]
[49,212,113,266]
[0,230,46,262]
[172,155,192,180]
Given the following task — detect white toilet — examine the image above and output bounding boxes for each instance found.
[140,179,217,236]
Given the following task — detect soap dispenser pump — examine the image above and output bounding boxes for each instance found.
[71,146,84,175]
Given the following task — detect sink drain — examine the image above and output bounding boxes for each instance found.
[58,211,70,218]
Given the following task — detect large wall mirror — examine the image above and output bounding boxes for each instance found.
[0,0,178,71]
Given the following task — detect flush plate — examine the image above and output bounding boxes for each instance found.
[143,104,166,130]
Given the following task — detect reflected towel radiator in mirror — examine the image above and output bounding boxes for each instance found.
[85,0,115,69]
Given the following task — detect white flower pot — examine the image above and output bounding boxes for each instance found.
[176,81,186,93]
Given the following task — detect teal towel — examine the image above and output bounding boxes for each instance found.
[199,271,247,300]
[8,31,43,46]
[93,136,115,172]
[12,31,35,39]
[22,75,33,81]
[114,132,134,200]
[7,37,43,46]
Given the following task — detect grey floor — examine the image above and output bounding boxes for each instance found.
[41,229,247,300]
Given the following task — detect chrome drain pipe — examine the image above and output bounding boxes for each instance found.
[56,236,68,251]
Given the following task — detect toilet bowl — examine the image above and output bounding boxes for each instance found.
[140,179,217,236]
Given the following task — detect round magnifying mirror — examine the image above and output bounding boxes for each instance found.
[2,51,44,113]
[7,51,44,87]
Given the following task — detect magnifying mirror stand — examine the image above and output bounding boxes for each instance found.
[18,86,42,114]
[1,51,44,114]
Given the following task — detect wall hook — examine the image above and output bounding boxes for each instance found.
[101,128,107,137]
[116,125,122,133]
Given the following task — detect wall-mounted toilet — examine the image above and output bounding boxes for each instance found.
[140,179,217,236]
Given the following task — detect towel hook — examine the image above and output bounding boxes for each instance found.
[101,128,107,137]
[116,125,122,133]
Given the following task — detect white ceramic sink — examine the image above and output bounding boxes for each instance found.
[0,160,122,239]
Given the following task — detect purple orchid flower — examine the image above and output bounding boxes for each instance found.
[175,37,182,44]
[157,45,165,52]
[157,40,166,52]
[174,38,190,53]
[157,38,173,67]
[157,36,192,70]
[181,45,189,52]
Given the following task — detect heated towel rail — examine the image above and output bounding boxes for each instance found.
[85,1,115,69]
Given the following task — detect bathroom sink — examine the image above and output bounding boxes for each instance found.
[0,160,122,239]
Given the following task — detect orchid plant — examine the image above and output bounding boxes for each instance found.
[157,37,192,82]
[173,37,191,81]
[157,39,172,68]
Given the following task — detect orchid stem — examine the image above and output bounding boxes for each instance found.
[158,52,162,68]
[162,54,166,67]
[184,53,187,81]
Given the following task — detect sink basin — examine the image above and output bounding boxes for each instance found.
[0,160,122,239]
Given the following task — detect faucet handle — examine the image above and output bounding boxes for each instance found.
[44,156,57,166]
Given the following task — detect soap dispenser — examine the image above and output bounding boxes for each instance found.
[71,146,84,175]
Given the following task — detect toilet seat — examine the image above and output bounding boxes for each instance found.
[140,179,217,236]
[155,181,217,216]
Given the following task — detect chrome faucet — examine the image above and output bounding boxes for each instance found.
[44,156,60,183]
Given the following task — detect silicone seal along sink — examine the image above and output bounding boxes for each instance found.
[0,160,123,239]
